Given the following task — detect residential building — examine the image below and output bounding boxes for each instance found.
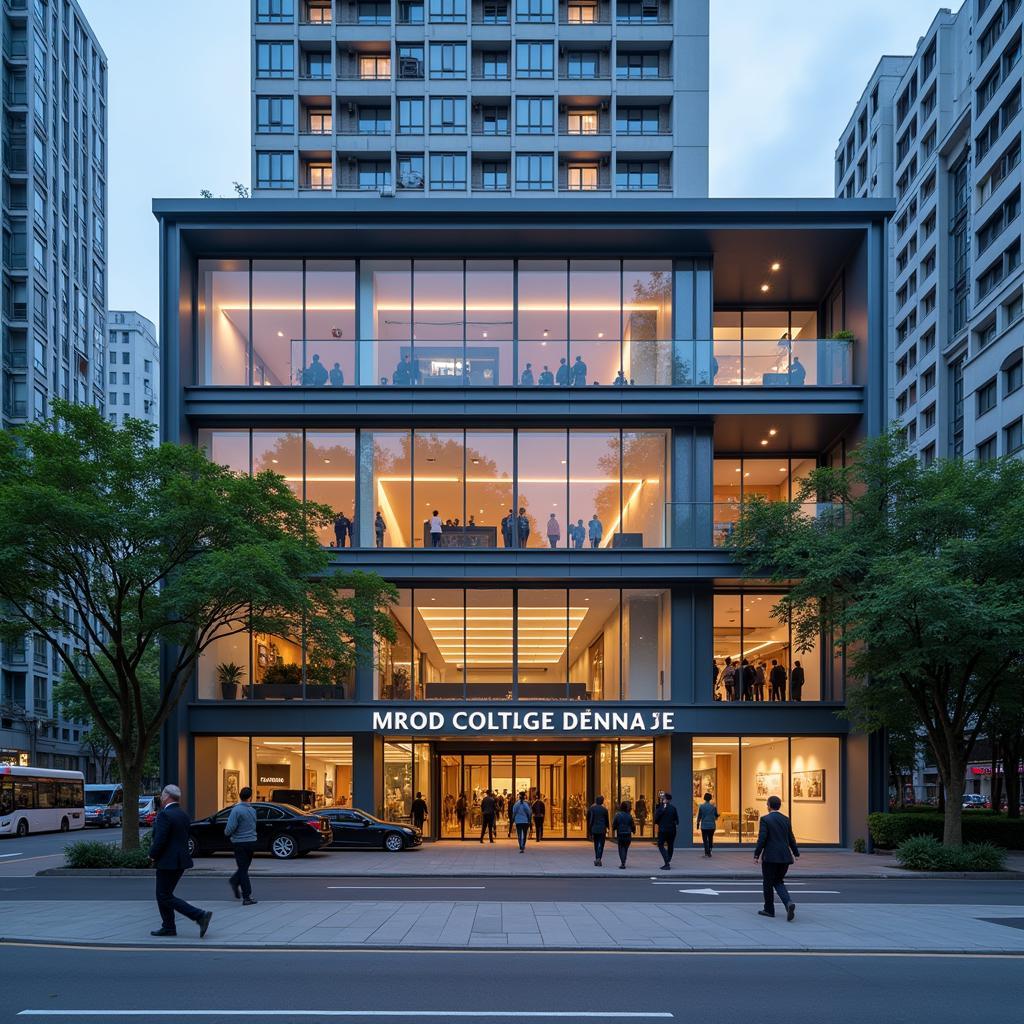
[835,2,1024,464]
[106,310,159,432]
[157,196,890,847]
[0,0,107,774]
[250,0,709,198]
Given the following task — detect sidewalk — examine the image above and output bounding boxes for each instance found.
[41,843,1024,879]
[3,896,1024,952]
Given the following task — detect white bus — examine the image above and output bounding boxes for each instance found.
[0,765,85,837]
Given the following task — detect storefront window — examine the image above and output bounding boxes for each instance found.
[378,589,417,699]
[198,260,249,385]
[303,737,353,810]
[568,430,619,549]
[622,430,668,547]
[741,736,790,840]
[518,430,568,548]
[517,259,568,383]
[691,736,740,842]
[622,590,669,700]
[364,429,412,548]
[383,741,414,823]
[790,737,839,844]
[252,736,305,803]
[197,619,250,700]
[519,590,568,699]
[251,626,303,700]
[570,260,620,385]
[194,736,250,818]
[413,430,464,546]
[466,588,513,694]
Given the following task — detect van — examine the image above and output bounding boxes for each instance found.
[84,784,123,827]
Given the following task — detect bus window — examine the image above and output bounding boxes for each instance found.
[0,781,12,816]
[14,782,35,810]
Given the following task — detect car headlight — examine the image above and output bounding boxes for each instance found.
[402,828,414,835]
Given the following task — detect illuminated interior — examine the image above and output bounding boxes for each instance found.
[712,309,820,385]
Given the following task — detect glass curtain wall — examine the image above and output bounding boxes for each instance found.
[376,587,670,701]
[382,740,434,833]
[711,456,817,545]
[712,591,825,703]
[711,309,820,386]
[691,735,840,845]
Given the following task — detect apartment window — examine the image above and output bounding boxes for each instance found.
[616,106,659,135]
[481,105,510,135]
[358,106,391,135]
[977,186,1021,254]
[977,435,998,462]
[616,52,659,79]
[921,403,936,431]
[430,42,467,79]
[398,0,425,22]
[306,107,332,134]
[481,51,509,79]
[256,0,295,23]
[430,97,467,134]
[920,288,936,317]
[108,371,116,385]
[429,0,467,21]
[921,126,937,160]
[978,137,1022,203]
[921,443,936,467]
[429,153,467,190]
[976,84,1021,161]
[398,154,425,189]
[398,98,425,135]
[921,84,937,120]
[567,0,598,22]
[358,161,391,190]
[568,109,599,135]
[515,152,554,190]
[481,1,510,23]
[516,97,554,134]
[1006,418,1024,454]
[304,52,331,80]
[359,55,391,79]
[480,160,509,190]
[1004,291,1024,324]
[977,319,999,350]
[920,366,936,395]
[922,38,936,79]
[978,377,998,415]
[256,41,295,79]
[1005,356,1023,394]
[896,119,916,165]
[398,45,424,79]
[566,162,598,191]
[978,240,1022,299]
[515,0,554,21]
[108,391,116,406]
[357,0,390,23]
[516,41,554,78]
[896,73,917,124]
[256,96,295,134]
[256,151,295,189]
[979,3,1008,64]
[304,161,333,190]
[122,373,131,385]
[950,355,966,458]
[922,248,937,278]
[616,160,659,190]
[567,50,601,79]
[304,0,332,22]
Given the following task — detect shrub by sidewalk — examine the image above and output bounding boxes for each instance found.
[869,811,1024,850]
[64,833,152,869]
[895,835,1007,872]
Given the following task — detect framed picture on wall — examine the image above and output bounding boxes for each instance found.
[755,771,783,801]
[693,769,717,800]
[792,769,825,802]
[257,643,269,669]
[222,769,240,807]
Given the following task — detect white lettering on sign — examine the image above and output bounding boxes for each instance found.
[371,709,674,734]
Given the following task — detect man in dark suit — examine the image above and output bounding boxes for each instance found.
[149,784,212,938]
[478,789,497,844]
[753,794,800,921]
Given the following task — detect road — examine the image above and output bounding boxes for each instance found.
[1,946,1021,1023]
[0,826,129,876]
[1,873,1021,904]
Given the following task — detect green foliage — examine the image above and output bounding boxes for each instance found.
[728,430,1024,846]
[829,329,855,340]
[64,832,153,869]
[868,811,1024,849]
[895,835,1007,871]
[852,837,866,853]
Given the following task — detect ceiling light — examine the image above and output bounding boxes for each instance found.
[482,332,488,338]
[770,262,781,272]
[323,459,331,464]
[271,458,279,463]
[769,428,777,436]
[597,332,604,338]
[744,472,750,477]
[760,439,769,446]
[760,284,770,293]
[542,329,549,337]
[277,331,284,337]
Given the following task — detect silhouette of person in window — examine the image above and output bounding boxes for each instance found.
[302,354,328,387]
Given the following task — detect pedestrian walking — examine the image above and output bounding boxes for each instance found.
[754,795,800,921]
[479,789,497,843]
[694,791,718,858]
[511,791,533,852]
[225,785,258,906]
[148,784,212,938]
[612,800,635,869]
[634,794,649,837]
[411,791,428,832]
[532,794,546,841]
[586,794,610,866]
[653,791,679,870]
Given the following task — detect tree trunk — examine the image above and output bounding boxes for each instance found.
[942,760,966,847]
[119,767,141,851]
[1005,743,1023,820]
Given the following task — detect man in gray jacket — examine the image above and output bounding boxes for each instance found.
[225,786,258,905]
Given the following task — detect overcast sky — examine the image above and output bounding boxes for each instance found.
[78,0,958,326]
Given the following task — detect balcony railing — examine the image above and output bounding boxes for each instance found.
[665,501,842,548]
[223,337,855,389]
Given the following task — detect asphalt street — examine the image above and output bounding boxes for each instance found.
[1,946,1022,1024]
[1,873,1021,904]
[0,826,130,876]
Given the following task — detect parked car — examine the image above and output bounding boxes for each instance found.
[83,784,123,828]
[270,789,317,811]
[187,802,332,859]
[962,793,989,809]
[317,806,422,852]
[138,796,159,827]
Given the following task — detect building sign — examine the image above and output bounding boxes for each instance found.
[371,709,675,735]
[256,764,291,788]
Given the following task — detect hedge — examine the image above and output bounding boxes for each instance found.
[895,835,1007,871]
[868,811,1024,850]
[63,833,152,869]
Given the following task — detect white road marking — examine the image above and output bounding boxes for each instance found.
[0,852,24,858]
[326,885,487,891]
[678,888,840,896]
[18,1011,673,1019]
[651,880,811,885]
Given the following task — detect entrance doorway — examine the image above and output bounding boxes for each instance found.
[438,749,592,840]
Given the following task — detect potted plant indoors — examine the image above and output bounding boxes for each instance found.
[216,662,246,700]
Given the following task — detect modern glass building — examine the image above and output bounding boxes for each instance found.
[157,196,890,847]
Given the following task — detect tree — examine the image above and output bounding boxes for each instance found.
[0,402,396,849]
[727,431,1024,846]
[988,670,1024,818]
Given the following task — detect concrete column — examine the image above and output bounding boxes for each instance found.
[353,732,382,816]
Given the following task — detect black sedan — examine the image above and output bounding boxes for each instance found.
[318,807,422,852]
[187,802,332,859]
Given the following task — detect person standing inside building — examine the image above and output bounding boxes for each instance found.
[754,661,767,701]
[612,800,635,869]
[429,509,444,548]
[456,791,468,837]
[587,514,603,549]
[333,512,351,548]
[722,657,736,701]
[695,791,718,859]
[148,785,212,938]
[587,794,610,866]
[411,791,428,833]
[520,363,534,386]
[501,509,515,548]
[555,357,570,386]
[769,659,787,701]
[754,795,800,921]
[634,794,649,837]
[225,785,258,906]
[374,511,387,549]
[741,659,756,701]
[546,513,561,549]
[511,791,533,853]
[532,793,546,841]
[790,660,804,701]
[654,791,679,870]
[329,362,344,387]
[479,789,497,844]
[517,507,531,547]
[538,365,554,387]
[571,355,588,386]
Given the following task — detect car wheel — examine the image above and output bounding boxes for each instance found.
[60,817,70,832]
[383,833,404,853]
[187,837,198,858]
[271,834,298,859]
[16,819,29,838]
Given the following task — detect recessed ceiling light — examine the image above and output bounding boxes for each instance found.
[778,467,787,472]
[760,439,769,446]
[744,472,750,477]
[770,262,781,272]
[598,332,604,338]
[769,428,777,436]
[277,331,284,337]
[324,459,331,464]
[482,332,488,338]
[734,468,741,473]
[760,284,770,293]
[271,458,279,463]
